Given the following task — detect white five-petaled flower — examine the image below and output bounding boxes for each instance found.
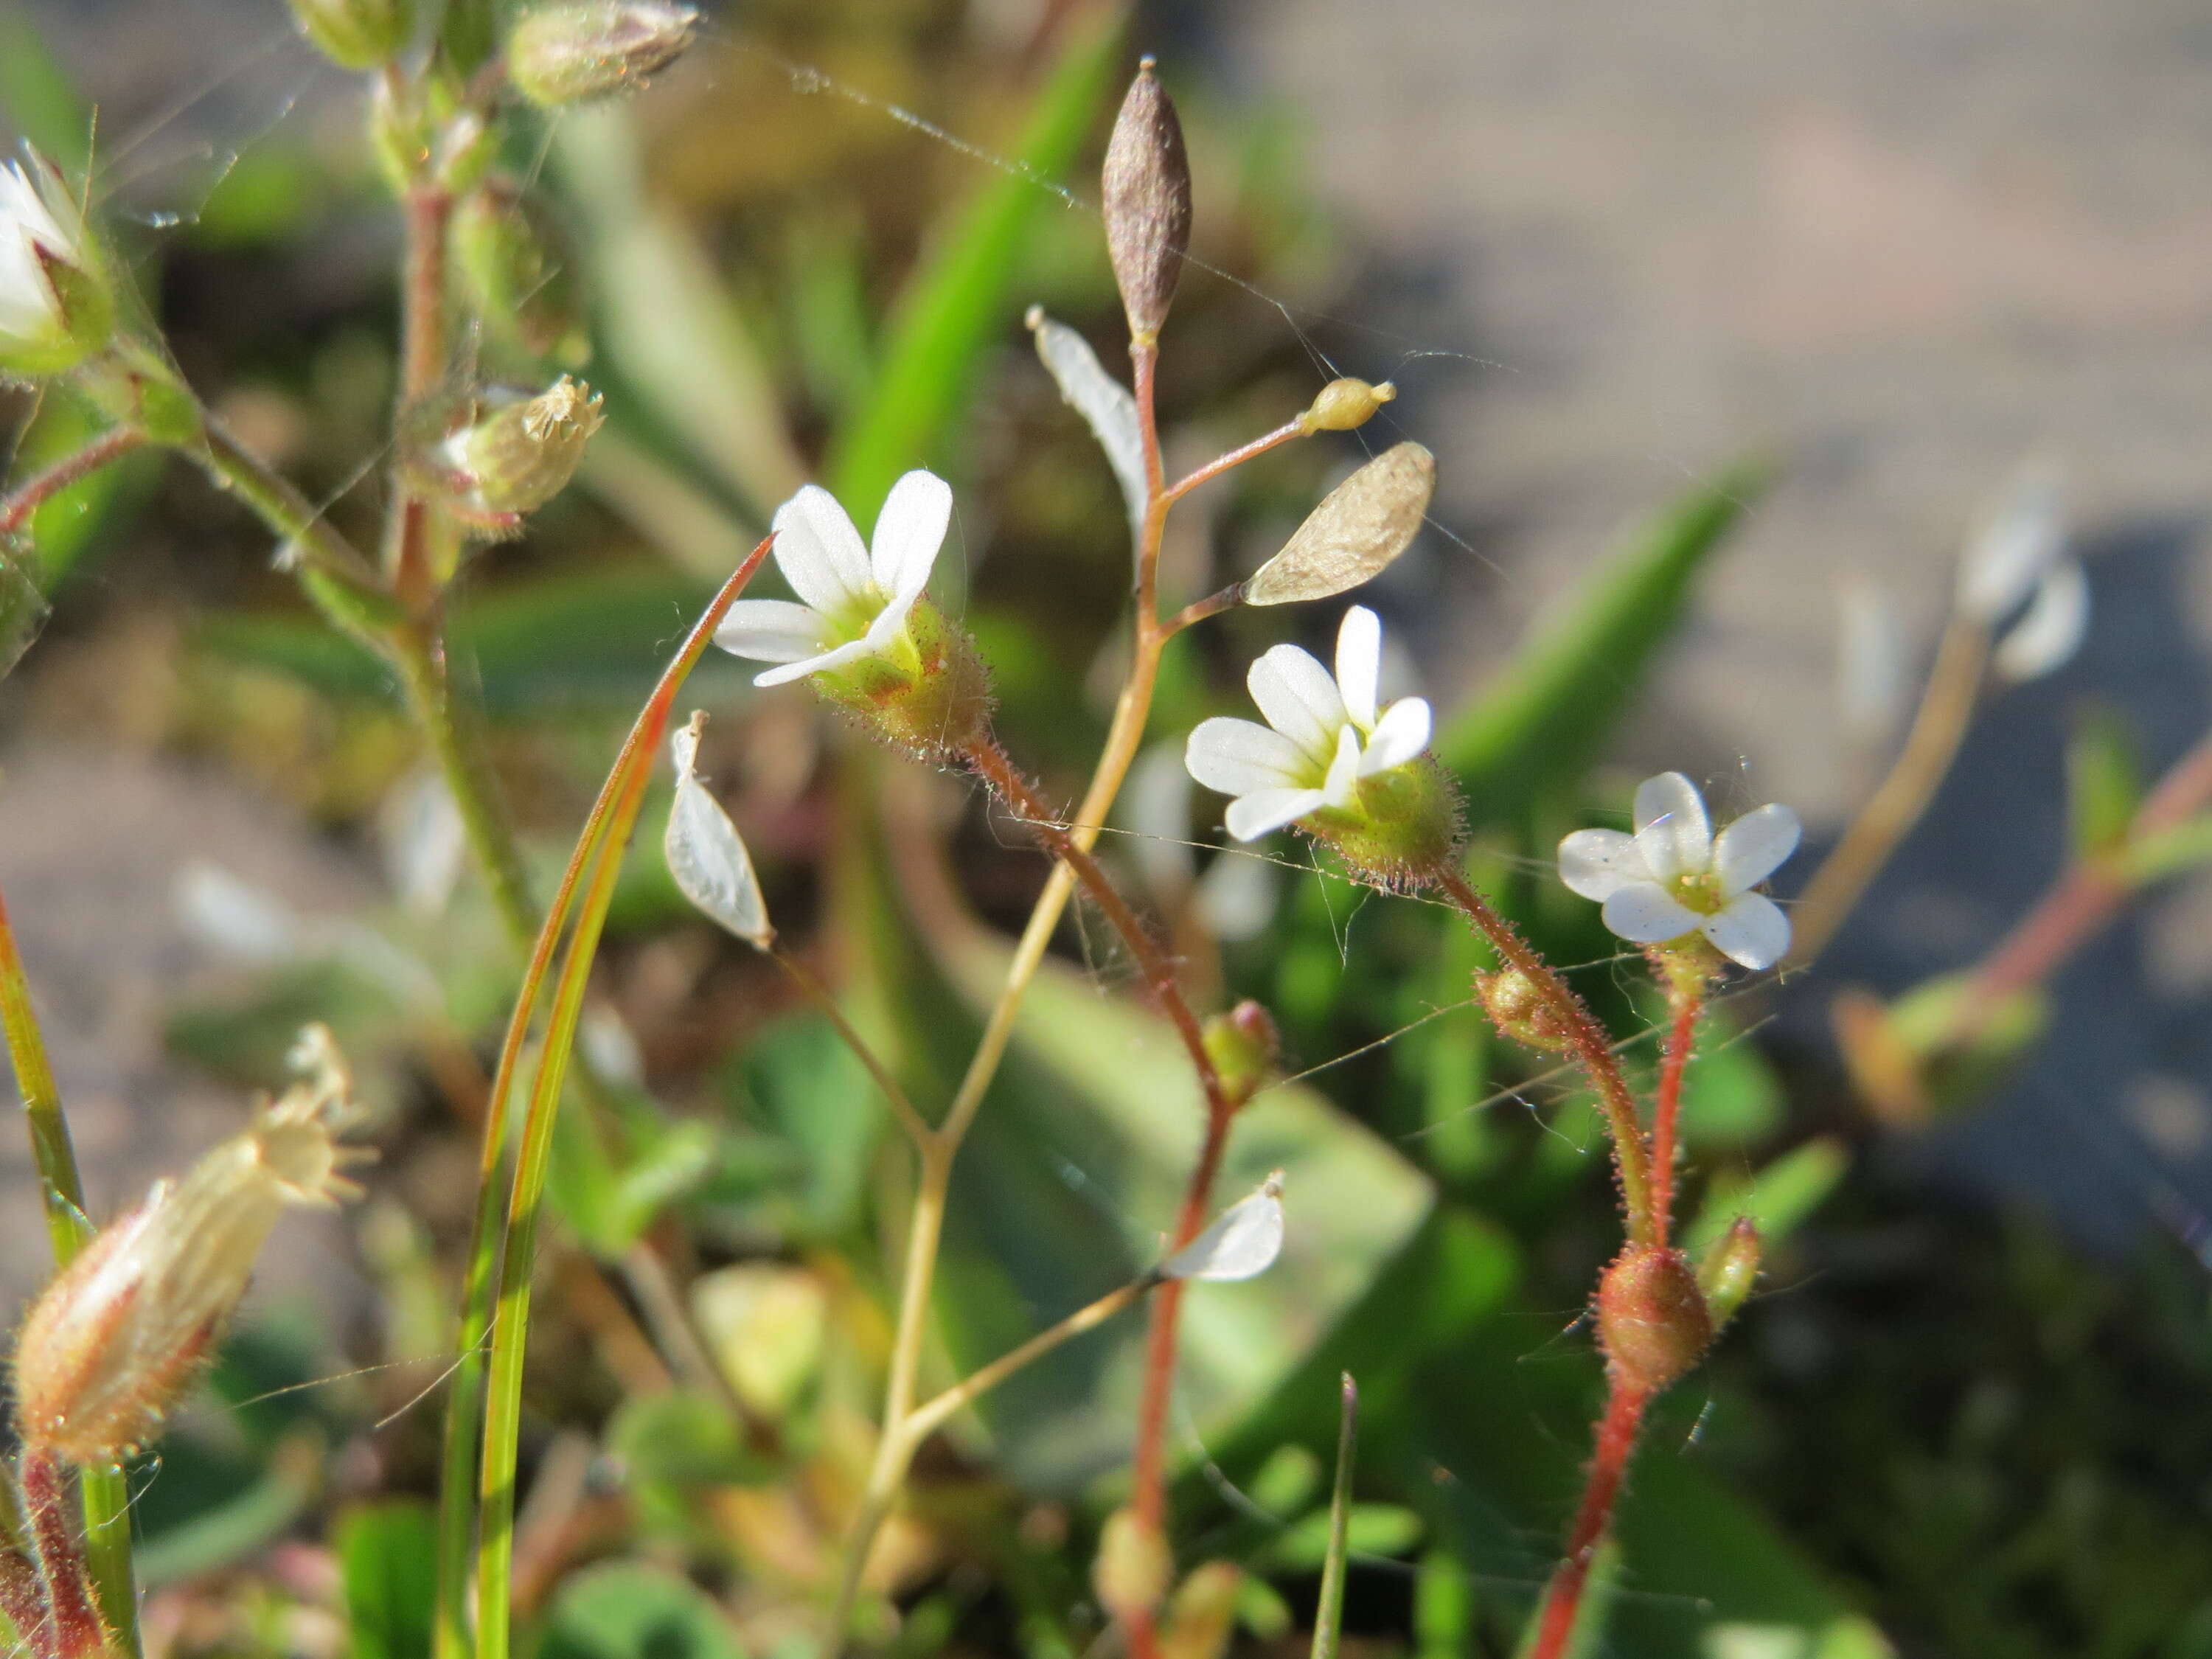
[1184,605,1432,841]
[1557,772,1800,971]
[0,147,97,369]
[714,470,952,687]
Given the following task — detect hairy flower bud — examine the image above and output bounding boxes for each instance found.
[1093,1505,1173,1623]
[1101,58,1192,341]
[452,180,590,366]
[423,375,604,532]
[288,0,414,69]
[1201,1000,1279,1105]
[13,1028,366,1464]
[0,147,113,379]
[1475,967,1572,1053]
[1696,1217,1761,1332]
[1242,442,1435,608]
[1300,377,1395,434]
[1595,1245,1711,1395]
[507,1,699,107]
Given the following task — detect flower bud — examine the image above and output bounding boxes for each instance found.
[424,375,604,532]
[1241,442,1435,608]
[809,596,993,761]
[1696,1217,1761,1332]
[507,1,699,108]
[288,0,414,69]
[13,1028,365,1464]
[1102,58,1192,341]
[1201,1000,1278,1105]
[1300,378,1395,434]
[1475,967,1571,1054]
[452,180,590,366]
[0,147,114,379]
[1093,1505,1173,1624]
[1595,1245,1711,1395]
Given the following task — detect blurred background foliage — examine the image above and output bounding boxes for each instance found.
[3,4,2211,1659]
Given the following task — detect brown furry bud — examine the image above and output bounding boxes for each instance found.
[1596,1245,1711,1394]
[1102,58,1192,341]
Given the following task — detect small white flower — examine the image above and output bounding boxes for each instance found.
[1557,772,1800,971]
[0,147,95,368]
[1184,605,1432,841]
[714,471,951,688]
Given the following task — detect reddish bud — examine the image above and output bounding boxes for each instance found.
[1476,966,1572,1053]
[1595,1245,1711,1394]
[1102,58,1192,341]
[1202,1000,1279,1105]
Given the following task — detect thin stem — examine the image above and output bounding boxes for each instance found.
[773,947,930,1148]
[1161,417,1304,506]
[386,185,456,604]
[1526,1382,1649,1659]
[1433,866,1655,1244]
[1649,990,1701,1249]
[1127,1097,1232,1521]
[1161,582,1242,641]
[18,1452,106,1659]
[1787,616,1990,965]
[189,415,384,594]
[0,429,144,540]
[899,1275,1154,1451]
[0,891,138,1655]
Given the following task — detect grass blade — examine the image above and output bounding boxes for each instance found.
[1310,1374,1360,1659]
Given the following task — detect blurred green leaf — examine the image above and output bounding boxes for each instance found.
[338,1500,439,1659]
[2068,701,2143,858]
[538,1563,746,1659]
[726,1013,881,1239]
[1666,1011,1785,1152]
[826,7,1125,520]
[134,1431,323,1588]
[1440,462,1767,826]
[0,13,90,167]
[607,1391,768,1490]
[1686,1136,1851,1256]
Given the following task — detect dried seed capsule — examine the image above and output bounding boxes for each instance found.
[428,375,605,529]
[1595,1245,1711,1394]
[13,1028,366,1464]
[1240,442,1435,607]
[507,1,699,108]
[1101,58,1192,341]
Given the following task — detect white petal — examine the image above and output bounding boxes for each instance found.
[1600,882,1703,945]
[1030,310,1147,546]
[715,598,827,664]
[1195,852,1278,942]
[869,470,951,605]
[1556,828,1651,901]
[860,586,923,654]
[1701,892,1791,971]
[1320,724,1362,808]
[1359,697,1430,775]
[751,635,878,688]
[1711,803,1801,896]
[666,716,774,949]
[1162,1174,1285,1281]
[1335,606,1382,728]
[1186,717,1309,796]
[1225,787,1328,841]
[1632,771,1712,882]
[1956,462,2063,624]
[1993,557,2089,682]
[1247,643,1347,758]
[771,484,872,613]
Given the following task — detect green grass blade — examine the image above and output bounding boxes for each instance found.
[825,7,1124,519]
[1439,461,1768,827]
[1310,1374,1360,1659]
[451,538,773,1659]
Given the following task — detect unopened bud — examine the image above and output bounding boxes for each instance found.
[1696,1217,1761,1331]
[1093,1506,1173,1623]
[1158,1562,1242,1659]
[1300,377,1395,434]
[1201,1000,1278,1104]
[13,1028,366,1464]
[1102,58,1192,341]
[0,147,114,379]
[452,180,590,366]
[1241,442,1435,608]
[507,1,699,108]
[288,0,414,69]
[1475,967,1571,1053]
[1595,1245,1711,1395]
[427,375,604,531]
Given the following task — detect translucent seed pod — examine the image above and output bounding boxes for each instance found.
[1241,442,1435,607]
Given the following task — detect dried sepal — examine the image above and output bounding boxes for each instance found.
[1101,57,1192,341]
[1241,442,1435,607]
[664,710,775,950]
[1026,305,1146,543]
[1161,1171,1284,1282]
[13,1026,368,1465]
[506,1,699,107]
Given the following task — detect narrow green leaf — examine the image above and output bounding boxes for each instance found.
[826,8,1125,519]
[1685,1136,1850,1256]
[1310,1376,1359,1659]
[337,1501,439,1659]
[1440,462,1768,825]
[2068,700,2143,858]
[0,14,91,167]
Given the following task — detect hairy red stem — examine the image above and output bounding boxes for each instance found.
[0,429,145,540]
[1527,1381,1649,1659]
[1649,993,1700,1248]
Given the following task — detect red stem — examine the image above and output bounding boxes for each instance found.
[1649,994,1700,1248]
[17,1451,106,1659]
[1527,1381,1649,1659]
[1162,417,1305,505]
[0,429,145,540]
